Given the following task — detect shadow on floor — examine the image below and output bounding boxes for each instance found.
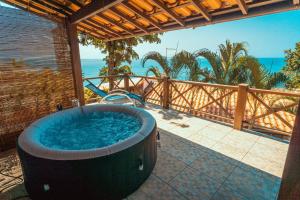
[0,128,282,200]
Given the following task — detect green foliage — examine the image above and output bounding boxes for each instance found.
[79,33,161,74]
[142,50,207,81]
[195,40,287,89]
[99,65,133,76]
[282,42,300,89]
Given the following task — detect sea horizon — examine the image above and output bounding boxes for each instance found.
[81,57,286,80]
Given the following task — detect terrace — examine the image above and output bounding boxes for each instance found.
[0,103,289,199]
[0,0,300,200]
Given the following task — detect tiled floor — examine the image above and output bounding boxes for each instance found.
[0,104,289,200]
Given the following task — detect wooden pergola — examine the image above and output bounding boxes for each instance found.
[2,0,300,41]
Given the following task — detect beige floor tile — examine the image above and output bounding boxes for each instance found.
[221,134,256,151]
[187,133,218,149]
[256,136,289,152]
[199,126,229,141]
[153,151,187,183]
[211,142,248,161]
[190,151,236,182]
[248,142,288,163]
[229,130,260,142]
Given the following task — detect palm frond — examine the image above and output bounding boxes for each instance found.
[145,66,162,77]
[141,51,170,76]
[194,49,222,83]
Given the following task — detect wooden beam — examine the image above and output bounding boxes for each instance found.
[98,14,135,35]
[121,2,163,30]
[294,0,300,5]
[233,84,248,130]
[278,101,300,199]
[110,7,149,33]
[236,0,248,15]
[84,19,119,37]
[190,0,211,21]
[66,21,85,105]
[69,0,124,24]
[150,0,185,26]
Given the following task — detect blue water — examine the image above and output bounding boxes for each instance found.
[81,58,285,80]
[40,112,142,150]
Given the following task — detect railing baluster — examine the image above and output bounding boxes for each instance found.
[233,84,249,130]
[162,76,170,109]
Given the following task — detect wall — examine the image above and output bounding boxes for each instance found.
[0,6,75,151]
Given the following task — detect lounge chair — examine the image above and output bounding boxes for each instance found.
[85,80,145,106]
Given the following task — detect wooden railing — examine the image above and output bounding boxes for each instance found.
[83,74,300,137]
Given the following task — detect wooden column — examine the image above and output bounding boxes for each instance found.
[66,21,85,105]
[278,101,300,199]
[162,76,170,109]
[233,84,248,130]
[124,73,130,92]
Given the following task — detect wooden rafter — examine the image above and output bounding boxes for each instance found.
[190,0,211,21]
[110,7,149,33]
[120,2,163,30]
[235,0,248,15]
[85,19,121,37]
[98,14,135,35]
[69,0,125,24]
[150,0,185,26]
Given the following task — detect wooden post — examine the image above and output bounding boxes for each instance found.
[233,84,248,130]
[124,73,130,91]
[162,76,170,109]
[278,101,300,199]
[66,21,85,106]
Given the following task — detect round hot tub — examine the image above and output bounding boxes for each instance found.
[17,104,157,200]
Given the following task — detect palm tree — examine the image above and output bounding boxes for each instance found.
[142,50,206,81]
[194,40,249,85]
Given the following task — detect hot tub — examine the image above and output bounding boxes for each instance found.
[17,104,157,200]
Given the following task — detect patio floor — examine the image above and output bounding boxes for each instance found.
[0,104,289,200]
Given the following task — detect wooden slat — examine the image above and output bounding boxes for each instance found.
[190,0,211,21]
[250,92,293,129]
[69,0,125,24]
[98,14,135,35]
[150,0,185,26]
[235,0,248,15]
[121,2,163,30]
[278,101,300,199]
[110,7,149,33]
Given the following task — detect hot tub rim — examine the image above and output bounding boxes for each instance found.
[18,104,156,160]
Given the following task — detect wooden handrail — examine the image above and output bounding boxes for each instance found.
[83,74,299,135]
[249,88,300,97]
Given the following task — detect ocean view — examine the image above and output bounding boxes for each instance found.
[81,57,286,80]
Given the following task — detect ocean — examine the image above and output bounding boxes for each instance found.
[81,58,285,81]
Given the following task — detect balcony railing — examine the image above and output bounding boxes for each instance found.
[83,74,300,137]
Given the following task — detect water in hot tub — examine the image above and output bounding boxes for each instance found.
[40,112,142,150]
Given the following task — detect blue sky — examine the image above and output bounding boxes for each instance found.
[80,9,300,59]
[1,1,299,59]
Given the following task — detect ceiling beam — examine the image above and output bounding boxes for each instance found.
[110,7,149,33]
[120,2,163,30]
[86,19,122,37]
[69,0,124,24]
[190,0,211,21]
[235,0,248,15]
[150,0,185,26]
[98,14,135,35]
[293,0,300,5]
